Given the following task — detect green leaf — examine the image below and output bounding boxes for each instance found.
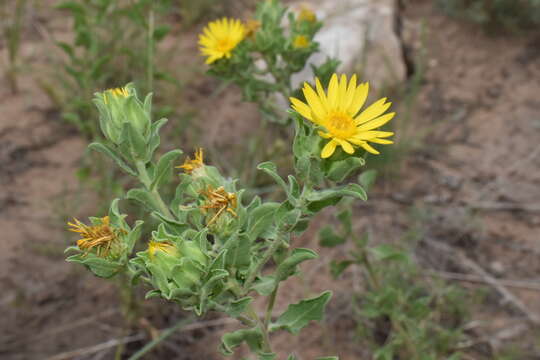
[369,244,409,263]
[147,118,168,160]
[125,122,147,160]
[225,297,253,318]
[150,149,183,190]
[67,255,123,278]
[358,169,377,192]
[326,157,365,182]
[330,260,354,278]
[153,24,171,41]
[275,248,318,284]
[252,276,276,296]
[317,357,339,360]
[318,226,345,247]
[257,161,288,194]
[224,234,251,269]
[337,209,352,235]
[307,184,367,213]
[271,291,333,334]
[88,142,137,176]
[247,202,279,241]
[220,328,264,356]
[126,188,159,212]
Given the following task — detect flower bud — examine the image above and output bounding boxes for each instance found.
[143,237,207,298]
[93,83,151,144]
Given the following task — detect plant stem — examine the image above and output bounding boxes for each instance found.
[135,160,174,218]
[146,4,154,93]
[246,305,273,354]
[242,231,286,294]
[264,284,279,329]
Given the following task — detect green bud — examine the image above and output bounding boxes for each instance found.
[93,83,151,145]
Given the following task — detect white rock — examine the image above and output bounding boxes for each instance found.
[291,0,406,91]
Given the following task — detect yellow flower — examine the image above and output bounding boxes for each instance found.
[293,35,310,49]
[199,18,246,64]
[199,185,238,225]
[177,148,204,174]
[298,4,316,22]
[68,216,124,257]
[290,74,395,158]
[148,240,177,259]
[103,87,129,104]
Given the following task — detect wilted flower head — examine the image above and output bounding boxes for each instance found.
[290,74,395,158]
[68,216,124,258]
[177,148,205,175]
[199,18,246,64]
[199,185,237,225]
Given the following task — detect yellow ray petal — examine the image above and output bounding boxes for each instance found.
[327,74,339,108]
[369,138,394,144]
[337,74,348,110]
[317,130,332,139]
[302,83,327,120]
[361,142,380,154]
[342,74,357,113]
[352,130,394,140]
[290,97,313,121]
[356,112,395,131]
[354,98,391,125]
[336,138,355,154]
[321,140,338,158]
[348,82,369,116]
[315,78,329,111]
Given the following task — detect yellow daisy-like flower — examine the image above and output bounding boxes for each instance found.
[177,148,204,174]
[290,74,395,158]
[199,18,246,65]
[293,35,310,49]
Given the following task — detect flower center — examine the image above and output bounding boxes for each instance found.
[216,38,234,53]
[325,111,356,139]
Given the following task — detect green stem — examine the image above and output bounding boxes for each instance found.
[359,247,380,290]
[246,305,273,354]
[263,284,278,329]
[146,4,154,93]
[135,160,174,218]
[242,231,286,294]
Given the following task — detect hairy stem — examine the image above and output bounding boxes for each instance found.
[135,160,174,218]
[242,231,286,294]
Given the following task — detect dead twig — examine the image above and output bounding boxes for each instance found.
[427,270,540,292]
[44,333,145,360]
[424,237,540,325]
[468,201,540,212]
[44,317,237,360]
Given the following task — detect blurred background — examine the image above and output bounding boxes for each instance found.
[1,0,540,359]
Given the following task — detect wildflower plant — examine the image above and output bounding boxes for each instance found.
[200,0,338,123]
[66,69,395,358]
[65,0,398,357]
